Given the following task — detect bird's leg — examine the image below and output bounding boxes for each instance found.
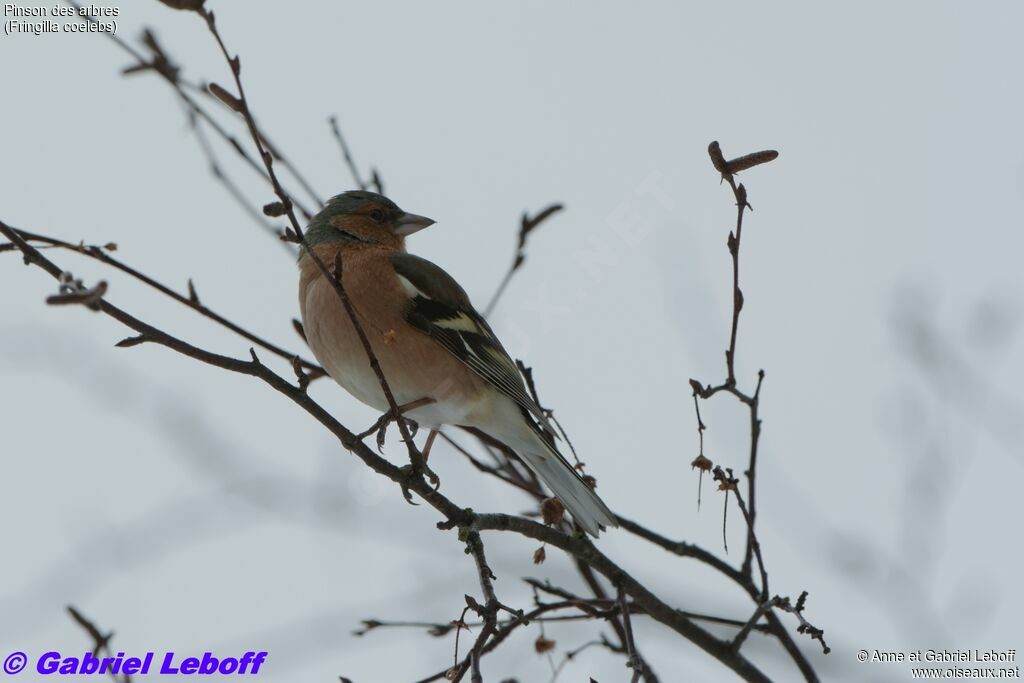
[422,429,439,462]
[355,398,441,496]
[358,397,435,452]
[356,397,440,498]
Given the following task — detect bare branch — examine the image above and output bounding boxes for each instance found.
[67,607,131,683]
[484,203,564,316]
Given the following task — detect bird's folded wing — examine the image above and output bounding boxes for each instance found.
[390,252,555,434]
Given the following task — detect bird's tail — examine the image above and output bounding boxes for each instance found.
[508,428,618,537]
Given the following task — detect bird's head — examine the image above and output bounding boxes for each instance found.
[303,191,435,250]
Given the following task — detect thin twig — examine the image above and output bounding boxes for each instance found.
[67,606,131,683]
[3,227,324,377]
[713,466,768,599]
[484,203,564,316]
[63,4,316,224]
[694,141,777,579]
[731,597,779,653]
[328,115,368,190]
[775,591,830,655]
[185,106,289,247]
[618,584,644,682]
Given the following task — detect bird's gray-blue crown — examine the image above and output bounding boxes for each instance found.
[302,191,434,251]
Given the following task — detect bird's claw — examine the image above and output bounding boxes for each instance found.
[423,460,441,491]
[398,471,418,505]
[408,454,441,490]
[358,410,420,452]
[397,455,441,505]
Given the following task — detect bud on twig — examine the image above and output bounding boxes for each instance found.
[208,82,243,112]
[726,150,778,173]
[263,201,287,217]
[540,498,564,526]
[708,141,730,175]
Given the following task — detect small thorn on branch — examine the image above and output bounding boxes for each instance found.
[352,619,382,637]
[736,183,750,210]
[187,278,200,304]
[292,355,310,391]
[115,335,148,348]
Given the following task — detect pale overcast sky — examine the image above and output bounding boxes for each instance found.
[2,2,1022,681]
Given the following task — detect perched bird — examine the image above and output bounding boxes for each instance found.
[298,191,617,536]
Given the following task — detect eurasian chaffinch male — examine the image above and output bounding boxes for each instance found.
[298,191,617,536]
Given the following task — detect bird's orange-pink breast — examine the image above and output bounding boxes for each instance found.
[298,244,489,426]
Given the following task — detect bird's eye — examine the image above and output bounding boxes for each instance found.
[369,208,385,222]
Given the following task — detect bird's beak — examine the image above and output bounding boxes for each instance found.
[393,212,436,236]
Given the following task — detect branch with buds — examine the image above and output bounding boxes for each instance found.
[0,5,826,681]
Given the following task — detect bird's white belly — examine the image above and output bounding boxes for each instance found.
[314,342,483,428]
